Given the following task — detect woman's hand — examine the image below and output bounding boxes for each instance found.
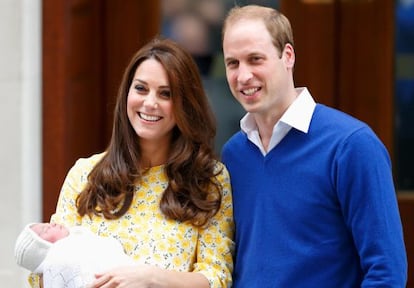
[89,264,209,288]
[90,264,153,288]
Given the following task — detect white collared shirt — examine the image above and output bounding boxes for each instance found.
[240,87,316,156]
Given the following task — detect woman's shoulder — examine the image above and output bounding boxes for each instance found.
[73,152,106,169]
[213,159,226,171]
[213,160,231,181]
[65,152,107,179]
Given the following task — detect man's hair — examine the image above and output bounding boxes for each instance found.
[223,5,294,57]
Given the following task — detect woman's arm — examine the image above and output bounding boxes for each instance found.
[50,156,99,226]
[92,265,210,288]
[27,273,42,288]
[192,164,235,287]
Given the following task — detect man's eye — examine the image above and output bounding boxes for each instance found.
[226,60,238,67]
[250,56,263,63]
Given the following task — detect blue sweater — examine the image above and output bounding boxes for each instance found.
[222,104,407,287]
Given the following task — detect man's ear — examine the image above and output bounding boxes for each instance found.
[283,43,295,68]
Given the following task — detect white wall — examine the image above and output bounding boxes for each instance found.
[0,0,42,286]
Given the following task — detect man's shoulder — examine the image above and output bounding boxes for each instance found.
[223,130,245,148]
[312,104,384,151]
[313,104,369,133]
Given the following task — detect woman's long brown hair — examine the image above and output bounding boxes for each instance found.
[76,37,222,226]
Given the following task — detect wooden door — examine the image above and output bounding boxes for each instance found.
[42,0,160,221]
[281,0,394,152]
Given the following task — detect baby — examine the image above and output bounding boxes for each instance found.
[15,222,134,287]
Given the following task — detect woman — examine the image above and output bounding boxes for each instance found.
[30,37,234,288]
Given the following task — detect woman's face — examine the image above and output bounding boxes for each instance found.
[127,58,176,147]
[31,223,69,243]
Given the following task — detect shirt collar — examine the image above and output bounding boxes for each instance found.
[240,87,316,134]
[280,87,316,133]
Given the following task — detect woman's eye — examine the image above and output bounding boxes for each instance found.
[160,90,171,98]
[134,85,146,92]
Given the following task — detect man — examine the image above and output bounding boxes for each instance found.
[221,5,407,287]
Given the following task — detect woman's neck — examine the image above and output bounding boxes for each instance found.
[139,139,171,168]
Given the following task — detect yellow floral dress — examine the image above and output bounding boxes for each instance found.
[29,152,234,288]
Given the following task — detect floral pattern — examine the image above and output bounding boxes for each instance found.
[29,153,234,288]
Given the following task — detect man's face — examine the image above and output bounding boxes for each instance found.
[223,19,294,119]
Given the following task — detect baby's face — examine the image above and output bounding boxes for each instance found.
[31,223,69,243]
